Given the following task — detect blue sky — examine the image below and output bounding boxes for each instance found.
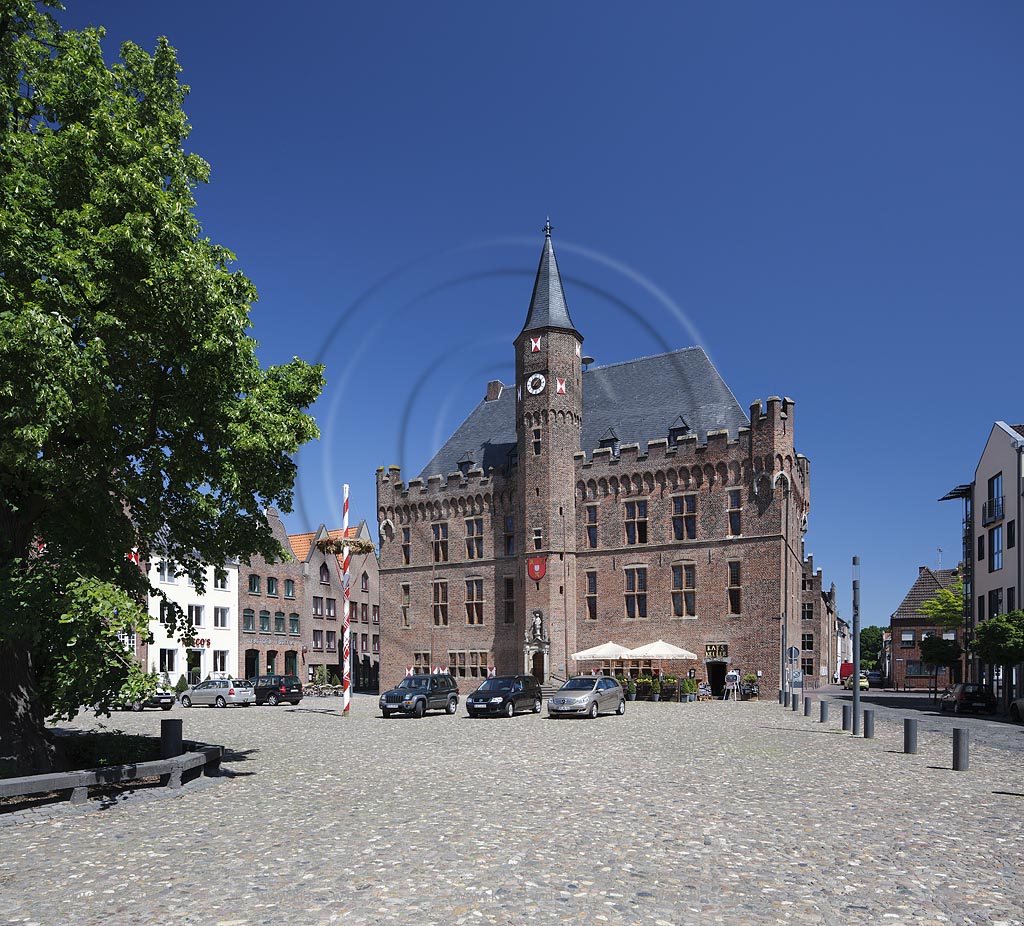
[62,2,1023,627]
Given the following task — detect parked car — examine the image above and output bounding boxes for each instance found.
[1010,697,1024,723]
[844,672,869,691]
[548,676,625,719]
[249,674,303,706]
[466,675,543,717]
[113,687,176,712]
[179,678,255,708]
[379,674,459,718]
[866,670,883,687]
[939,683,997,714]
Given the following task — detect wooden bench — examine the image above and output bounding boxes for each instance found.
[0,742,223,806]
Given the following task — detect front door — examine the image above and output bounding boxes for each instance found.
[532,651,545,683]
[707,661,727,697]
[187,649,202,685]
[244,649,259,679]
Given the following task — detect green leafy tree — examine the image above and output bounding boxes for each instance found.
[973,611,1024,703]
[917,576,965,630]
[0,3,324,774]
[919,635,963,699]
[859,625,883,670]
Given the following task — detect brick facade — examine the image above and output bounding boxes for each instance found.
[377,232,810,696]
[237,507,306,680]
[889,566,962,691]
[800,552,839,687]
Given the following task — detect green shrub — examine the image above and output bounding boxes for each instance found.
[330,673,341,686]
[174,674,189,694]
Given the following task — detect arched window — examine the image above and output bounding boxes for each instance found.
[319,563,330,584]
[361,571,369,592]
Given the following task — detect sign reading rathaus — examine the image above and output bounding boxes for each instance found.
[376,225,809,697]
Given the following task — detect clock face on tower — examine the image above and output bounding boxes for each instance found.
[526,372,547,395]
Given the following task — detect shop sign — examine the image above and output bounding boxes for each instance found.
[705,642,729,659]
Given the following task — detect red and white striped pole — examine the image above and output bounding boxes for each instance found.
[342,483,351,714]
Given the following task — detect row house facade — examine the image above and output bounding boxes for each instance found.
[377,227,810,697]
[800,551,841,687]
[889,566,961,691]
[145,559,240,685]
[288,521,381,690]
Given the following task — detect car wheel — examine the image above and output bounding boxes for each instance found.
[215,696,226,708]
[1011,704,1021,722]
[588,701,599,719]
[267,693,279,706]
[161,704,173,711]
[616,699,626,716]
[532,697,542,714]
[382,708,392,718]
[446,697,458,715]
[131,701,144,712]
[180,696,191,708]
[413,699,425,719]
[504,700,515,719]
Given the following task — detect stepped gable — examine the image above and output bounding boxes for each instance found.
[417,346,749,479]
[891,567,960,621]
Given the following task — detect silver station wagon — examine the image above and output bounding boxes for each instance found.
[179,678,255,708]
[548,676,625,719]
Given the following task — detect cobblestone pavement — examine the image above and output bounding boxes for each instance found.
[2,693,1022,926]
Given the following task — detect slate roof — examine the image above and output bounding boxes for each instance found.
[1011,424,1024,439]
[417,346,749,479]
[519,229,579,337]
[891,567,960,622]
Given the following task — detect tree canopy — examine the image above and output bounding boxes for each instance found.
[917,575,965,630]
[0,2,324,774]
[859,625,883,669]
[972,611,1024,669]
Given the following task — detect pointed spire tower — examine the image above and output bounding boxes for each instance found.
[514,221,583,685]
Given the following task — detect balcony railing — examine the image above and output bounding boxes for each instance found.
[982,496,1004,526]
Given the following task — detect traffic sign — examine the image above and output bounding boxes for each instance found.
[787,646,800,663]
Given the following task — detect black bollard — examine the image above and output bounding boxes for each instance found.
[161,718,183,759]
[904,717,918,755]
[863,709,875,739]
[842,703,852,731]
[820,700,829,723]
[779,689,785,705]
[803,696,812,717]
[791,693,799,711]
[953,727,969,771]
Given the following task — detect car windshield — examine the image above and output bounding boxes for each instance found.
[398,677,429,690]
[478,678,513,692]
[561,678,596,691]
[232,679,252,688]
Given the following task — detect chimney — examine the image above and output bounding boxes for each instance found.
[485,380,504,401]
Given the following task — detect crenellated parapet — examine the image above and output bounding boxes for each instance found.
[376,463,515,532]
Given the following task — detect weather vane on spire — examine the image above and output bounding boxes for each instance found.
[543,217,553,237]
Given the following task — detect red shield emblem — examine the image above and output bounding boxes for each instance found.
[527,556,547,581]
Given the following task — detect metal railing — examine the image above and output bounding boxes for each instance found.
[981,496,1004,525]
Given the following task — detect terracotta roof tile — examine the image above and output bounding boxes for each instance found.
[891,567,960,622]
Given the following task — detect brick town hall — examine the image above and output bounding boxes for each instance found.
[377,226,809,696]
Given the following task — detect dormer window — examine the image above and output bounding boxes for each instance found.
[457,451,475,476]
[668,415,690,445]
[599,426,620,459]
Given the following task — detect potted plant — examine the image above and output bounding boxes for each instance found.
[626,678,637,701]
[681,678,698,702]
[661,674,678,701]
[650,675,662,702]
[635,674,652,699]
[742,673,760,701]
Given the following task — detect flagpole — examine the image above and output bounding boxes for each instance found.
[342,484,351,714]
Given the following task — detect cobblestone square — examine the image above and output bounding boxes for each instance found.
[2,695,1022,926]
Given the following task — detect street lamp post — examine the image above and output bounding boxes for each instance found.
[852,556,861,735]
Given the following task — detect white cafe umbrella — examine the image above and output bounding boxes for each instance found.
[571,641,633,661]
[624,640,699,661]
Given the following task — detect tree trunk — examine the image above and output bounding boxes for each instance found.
[0,638,55,776]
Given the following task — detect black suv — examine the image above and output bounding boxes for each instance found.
[249,674,303,706]
[939,683,996,714]
[465,675,543,717]
[379,674,459,718]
